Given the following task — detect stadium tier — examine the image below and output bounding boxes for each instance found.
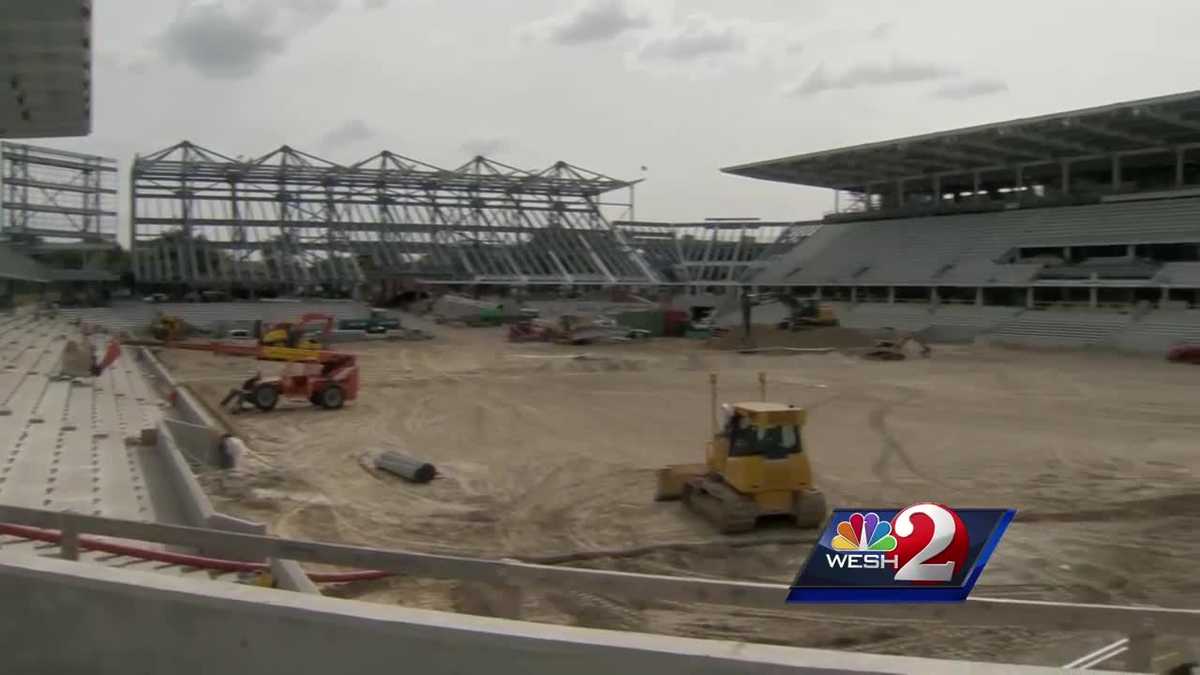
[716,90,1200,350]
[750,195,1200,292]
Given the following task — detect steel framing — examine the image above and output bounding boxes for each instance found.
[1,141,117,246]
[615,220,821,286]
[130,141,659,289]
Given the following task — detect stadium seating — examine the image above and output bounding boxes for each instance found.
[984,310,1134,348]
[1111,309,1200,353]
[753,196,1200,287]
[830,303,935,332]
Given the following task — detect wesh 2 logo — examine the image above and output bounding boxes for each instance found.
[788,503,1014,603]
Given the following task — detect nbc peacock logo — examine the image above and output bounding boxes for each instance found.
[826,511,900,570]
[831,512,897,552]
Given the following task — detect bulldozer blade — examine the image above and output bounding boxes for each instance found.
[655,463,707,501]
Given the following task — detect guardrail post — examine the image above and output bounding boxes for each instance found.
[59,511,80,561]
[1125,620,1156,673]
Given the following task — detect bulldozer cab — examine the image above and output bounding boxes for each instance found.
[709,402,812,496]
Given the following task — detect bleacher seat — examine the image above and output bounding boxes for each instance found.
[985,311,1133,348]
[755,196,1200,287]
[1112,310,1200,353]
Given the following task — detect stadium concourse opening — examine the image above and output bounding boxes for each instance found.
[722,89,1200,331]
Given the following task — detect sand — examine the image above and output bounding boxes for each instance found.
[158,327,1200,667]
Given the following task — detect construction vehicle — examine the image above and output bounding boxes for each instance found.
[149,314,203,342]
[337,308,402,334]
[258,313,334,350]
[192,342,360,412]
[655,372,827,534]
[751,293,837,330]
[219,347,358,412]
[125,336,359,413]
[1167,343,1200,364]
[862,329,932,361]
[507,314,575,343]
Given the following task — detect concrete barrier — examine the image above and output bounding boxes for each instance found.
[0,553,1087,675]
[154,418,265,559]
[138,348,310,586]
[154,420,211,528]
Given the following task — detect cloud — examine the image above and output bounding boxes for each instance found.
[317,119,375,152]
[637,14,747,61]
[868,21,894,40]
[788,58,958,96]
[460,137,509,158]
[524,0,650,45]
[362,0,387,8]
[159,0,341,79]
[933,78,1009,100]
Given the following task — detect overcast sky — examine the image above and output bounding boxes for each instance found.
[35,0,1200,240]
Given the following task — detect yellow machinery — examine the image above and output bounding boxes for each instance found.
[258,313,333,350]
[774,296,838,330]
[150,314,187,341]
[655,372,827,533]
[862,329,932,361]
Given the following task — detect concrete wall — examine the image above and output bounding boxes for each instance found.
[0,553,1081,675]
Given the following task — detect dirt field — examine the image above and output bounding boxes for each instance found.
[158,326,1200,666]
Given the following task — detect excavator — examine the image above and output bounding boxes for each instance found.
[655,372,827,534]
[749,293,838,331]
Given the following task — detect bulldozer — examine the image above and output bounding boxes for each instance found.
[862,328,931,361]
[775,296,838,330]
[150,314,189,342]
[655,372,827,534]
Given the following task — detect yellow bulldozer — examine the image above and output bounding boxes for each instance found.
[150,314,189,342]
[655,372,827,534]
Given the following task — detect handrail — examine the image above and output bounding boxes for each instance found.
[0,502,1197,642]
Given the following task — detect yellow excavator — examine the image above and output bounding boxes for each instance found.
[655,372,827,533]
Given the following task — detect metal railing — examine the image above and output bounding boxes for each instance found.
[0,503,1195,671]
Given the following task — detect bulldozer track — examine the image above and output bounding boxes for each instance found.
[683,477,759,534]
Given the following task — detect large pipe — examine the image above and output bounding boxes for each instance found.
[375,451,437,483]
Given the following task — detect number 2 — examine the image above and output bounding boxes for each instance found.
[893,503,956,582]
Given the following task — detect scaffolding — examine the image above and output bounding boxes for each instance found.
[130,141,659,290]
[1,141,117,248]
[614,219,821,286]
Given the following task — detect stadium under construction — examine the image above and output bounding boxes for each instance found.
[6,3,1200,671]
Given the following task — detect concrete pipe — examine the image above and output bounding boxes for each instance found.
[375,451,437,483]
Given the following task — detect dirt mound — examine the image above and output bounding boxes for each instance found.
[707,325,877,351]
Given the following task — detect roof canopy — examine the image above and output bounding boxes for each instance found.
[722,89,1200,191]
[0,0,92,139]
